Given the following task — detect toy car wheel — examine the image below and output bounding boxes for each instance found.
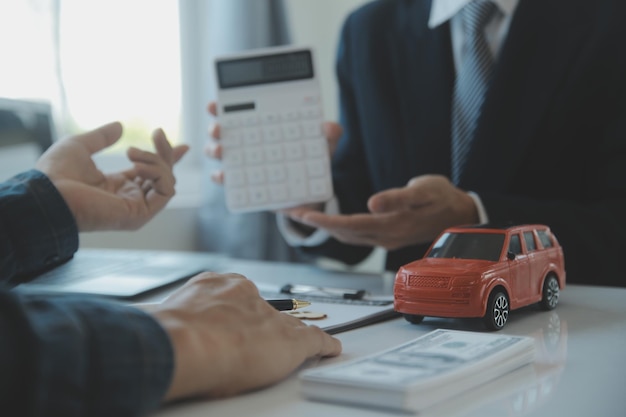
[403,314,425,324]
[540,275,560,310]
[484,290,509,330]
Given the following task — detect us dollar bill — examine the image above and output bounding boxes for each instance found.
[300,329,535,411]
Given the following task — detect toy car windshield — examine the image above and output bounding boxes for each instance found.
[427,232,505,262]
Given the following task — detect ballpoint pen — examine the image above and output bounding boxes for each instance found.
[267,299,311,311]
[280,284,367,300]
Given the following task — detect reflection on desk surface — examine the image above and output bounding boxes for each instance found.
[410,307,568,417]
[422,311,567,417]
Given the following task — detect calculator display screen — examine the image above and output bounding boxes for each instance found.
[217,50,313,89]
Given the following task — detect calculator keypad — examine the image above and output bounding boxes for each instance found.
[221,104,333,212]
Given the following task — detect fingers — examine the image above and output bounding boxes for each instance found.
[172,145,190,164]
[69,121,124,155]
[209,123,221,140]
[322,121,343,140]
[151,128,175,165]
[127,138,177,208]
[210,170,224,184]
[291,210,406,248]
[204,141,222,159]
[126,146,176,202]
[126,128,189,199]
[294,211,387,236]
[368,186,427,213]
[322,122,343,156]
[207,101,221,148]
[205,102,222,164]
[185,273,342,359]
[208,101,218,117]
[299,325,343,358]
[186,271,251,287]
[151,128,190,165]
[368,175,453,213]
[204,119,224,183]
[282,202,325,218]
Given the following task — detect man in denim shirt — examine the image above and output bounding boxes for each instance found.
[0,122,341,416]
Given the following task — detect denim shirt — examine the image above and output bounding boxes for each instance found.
[0,170,173,416]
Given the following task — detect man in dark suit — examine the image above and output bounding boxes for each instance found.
[280,0,626,287]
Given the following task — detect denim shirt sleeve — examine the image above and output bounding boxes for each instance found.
[0,171,174,415]
[0,291,174,417]
[0,169,78,286]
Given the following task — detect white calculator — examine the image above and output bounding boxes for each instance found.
[215,46,334,213]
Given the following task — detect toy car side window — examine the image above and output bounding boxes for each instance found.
[523,231,537,252]
[537,230,553,248]
[508,234,523,255]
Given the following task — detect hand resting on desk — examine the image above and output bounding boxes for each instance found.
[147,272,342,401]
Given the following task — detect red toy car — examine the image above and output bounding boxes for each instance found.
[394,224,566,330]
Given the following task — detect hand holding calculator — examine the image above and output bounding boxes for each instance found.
[214,46,334,213]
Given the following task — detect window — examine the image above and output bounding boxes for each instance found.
[508,234,522,255]
[523,231,537,252]
[1,0,182,158]
[427,232,505,262]
[537,230,554,248]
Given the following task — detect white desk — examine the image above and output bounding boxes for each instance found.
[150,258,626,417]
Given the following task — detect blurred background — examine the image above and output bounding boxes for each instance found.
[0,0,385,271]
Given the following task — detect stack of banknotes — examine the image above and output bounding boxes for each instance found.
[299,329,535,412]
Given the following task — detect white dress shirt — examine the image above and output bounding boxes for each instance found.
[430,0,518,69]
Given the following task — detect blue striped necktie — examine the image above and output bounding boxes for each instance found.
[451,0,498,185]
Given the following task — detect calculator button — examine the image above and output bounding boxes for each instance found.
[287,163,307,199]
[284,142,304,160]
[309,178,331,197]
[300,107,322,119]
[282,123,301,140]
[242,128,262,145]
[248,187,268,205]
[264,144,284,162]
[303,96,320,106]
[260,112,281,125]
[269,184,289,202]
[222,130,242,147]
[304,139,326,157]
[287,162,306,179]
[246,166,266,185]
[221,116,240,129]
[227,189,248,209]
[306,159,328,177]
[244,147,264,165]
[242,114,259,127]
[288,182,308,200]
[262,125,282,142]
[266,165,287,182]
[282,110,300,122]
[223,149,244,167]
[302,121,322,138]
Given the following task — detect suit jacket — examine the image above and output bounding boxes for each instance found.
[303,0,626,287]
